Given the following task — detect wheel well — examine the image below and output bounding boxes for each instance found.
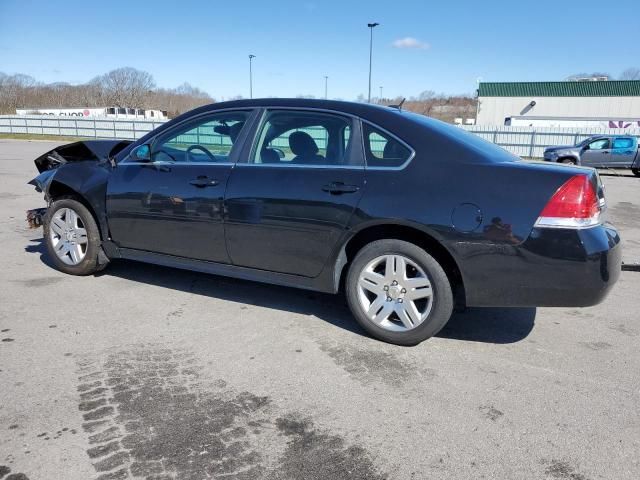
[340,224,466,307]
[48,181,103,238]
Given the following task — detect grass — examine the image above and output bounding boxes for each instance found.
[0,133,92,142]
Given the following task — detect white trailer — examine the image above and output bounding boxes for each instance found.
[16,107,168,120]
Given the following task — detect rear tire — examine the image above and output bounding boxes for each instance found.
[345,239,454,346]
[44,197,103,275]
[632,168,640,177]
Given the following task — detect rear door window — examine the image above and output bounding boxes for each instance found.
[612,137,634,150]
[362,123,412,168]
[250,110,359,166]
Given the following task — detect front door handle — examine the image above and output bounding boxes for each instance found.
[322,182,360,194]
[189,176,220,188]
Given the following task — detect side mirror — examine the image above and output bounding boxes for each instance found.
[582,145,589,151]
[131,144,151,161]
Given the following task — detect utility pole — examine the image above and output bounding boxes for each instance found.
[324,75,328,99]
[379,86,383,102]
[367,22,379,103]
[249,54,256,99]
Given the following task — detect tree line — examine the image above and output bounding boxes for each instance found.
[0,67,213,117]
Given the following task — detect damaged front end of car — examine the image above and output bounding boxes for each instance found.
[26,139,131,230]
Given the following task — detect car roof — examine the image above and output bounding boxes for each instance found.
[174,98,406,124]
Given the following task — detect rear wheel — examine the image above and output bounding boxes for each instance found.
[632,168,640,177]
[44,197,103,275]
[345,239,454,346]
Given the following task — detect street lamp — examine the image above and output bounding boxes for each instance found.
[367,22,379,103]
[324,75,328,99]
[248,54,256,99]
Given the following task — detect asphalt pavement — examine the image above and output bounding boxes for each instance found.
[1,139,639,480]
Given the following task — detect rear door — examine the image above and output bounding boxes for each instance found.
[581,137,611,167]
[224,108,364,277]
[106,109,255,262]
[610,137,638,167]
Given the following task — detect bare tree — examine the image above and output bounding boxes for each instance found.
[93,67,156,108]
[620,68,640,80]
[0,68,213,117]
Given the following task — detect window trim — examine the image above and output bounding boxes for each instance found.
[121,108,256,166]
[240,107,364,169]
[360,119,416,171]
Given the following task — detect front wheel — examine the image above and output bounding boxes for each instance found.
[44,197,104,275]
[560,158,577,165]
[345,240,454,346]
[632,168,640,177]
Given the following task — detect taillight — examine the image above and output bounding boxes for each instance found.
[535,174,602,229]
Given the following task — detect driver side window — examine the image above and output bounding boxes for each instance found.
[588,139,610,151]
[151,111,249,164]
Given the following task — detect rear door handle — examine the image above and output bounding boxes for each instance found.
[322,182,360,194]
[189,176,220,188]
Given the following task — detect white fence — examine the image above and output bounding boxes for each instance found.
[461,125,640,158]
[0,115,167,140]
[2,115,640,159]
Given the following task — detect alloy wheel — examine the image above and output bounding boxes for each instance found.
[357,254,433,332]
[49,207,88,265]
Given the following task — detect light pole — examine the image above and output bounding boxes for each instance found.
[367,22,379,103]
[248,54,256,99]
[324,75,328,99]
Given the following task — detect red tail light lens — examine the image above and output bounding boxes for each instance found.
[535,174,601,228]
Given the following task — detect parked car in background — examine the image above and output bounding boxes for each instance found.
[543,135,640,176]
[27,99,621,345]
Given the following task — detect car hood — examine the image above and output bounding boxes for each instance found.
[544,145,578,153]
[33,139,132,173]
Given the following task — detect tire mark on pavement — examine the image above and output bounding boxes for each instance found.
[76,345,386,480]
[315,338,436,387]
[544,459,590,480]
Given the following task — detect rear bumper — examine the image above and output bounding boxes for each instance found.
[459,223,622,307]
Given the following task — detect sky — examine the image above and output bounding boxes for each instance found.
[1,0,639,101]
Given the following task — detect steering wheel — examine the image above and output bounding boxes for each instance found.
[186,144,217,162]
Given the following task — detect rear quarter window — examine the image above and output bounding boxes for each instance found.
[363,123,412,168]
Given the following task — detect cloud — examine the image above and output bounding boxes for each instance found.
[392,37,430,50]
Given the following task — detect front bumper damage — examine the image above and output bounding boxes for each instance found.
[26,208,47,229]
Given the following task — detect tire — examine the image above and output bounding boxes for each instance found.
[345,239,454,346]
[560,158,576,165]
[632,168,640,177]
[43,197,103,275]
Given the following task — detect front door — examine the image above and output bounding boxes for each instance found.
[224,109,365,277]
[581,137,611,167]
[106,110,253,262]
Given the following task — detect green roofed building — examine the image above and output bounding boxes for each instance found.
[476,80,640,127]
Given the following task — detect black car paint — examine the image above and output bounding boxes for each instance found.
[29,98,621,307]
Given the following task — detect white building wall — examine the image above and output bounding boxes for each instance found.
[476,96,640,125]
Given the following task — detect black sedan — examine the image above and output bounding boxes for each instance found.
[28,99,621,345]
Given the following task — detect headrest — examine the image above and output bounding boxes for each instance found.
[289,131,319,156]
